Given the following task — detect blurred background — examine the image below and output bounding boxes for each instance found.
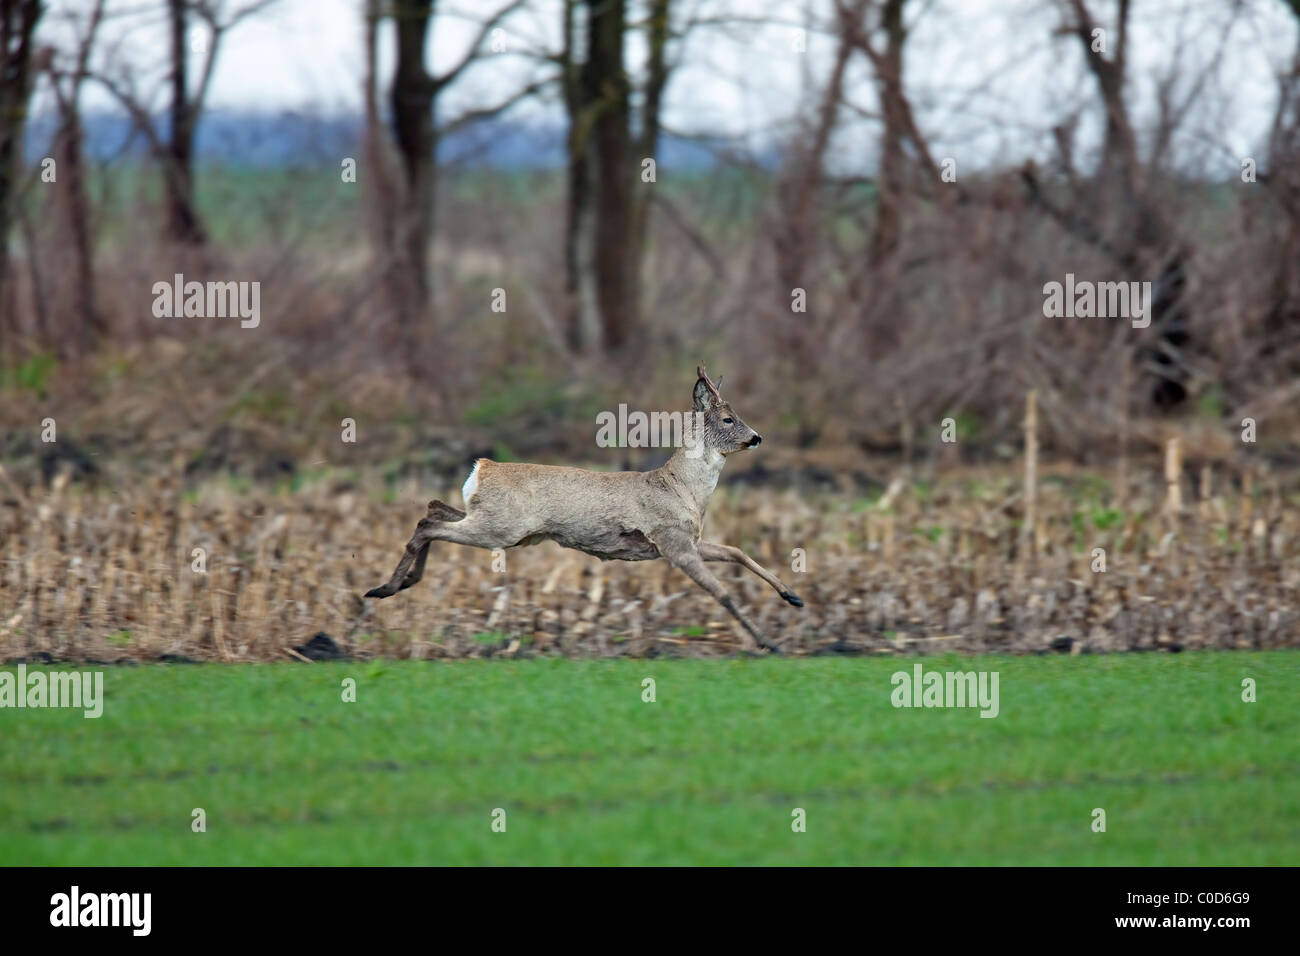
[0,0,1298,660]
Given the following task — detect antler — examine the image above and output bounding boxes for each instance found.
[696,364,723,399]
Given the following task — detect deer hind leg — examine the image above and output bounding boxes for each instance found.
[365,499,472,599]
[653,532,776,652]
[698,541,804,607]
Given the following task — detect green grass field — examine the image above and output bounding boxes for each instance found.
[2,652,1297,865]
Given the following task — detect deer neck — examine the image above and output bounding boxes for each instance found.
[662,445,727,519]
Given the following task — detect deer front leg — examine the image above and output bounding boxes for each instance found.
[365,499,467,599]
[698,541,804,607]
[653,531,777,652]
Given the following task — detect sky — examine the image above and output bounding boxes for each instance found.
[33,0,1300,174]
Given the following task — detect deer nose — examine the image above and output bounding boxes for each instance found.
[747,434,762,447]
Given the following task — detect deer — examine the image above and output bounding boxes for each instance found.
[364,366,803,651]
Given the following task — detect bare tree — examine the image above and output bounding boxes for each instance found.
[844,0,945,259]
[44,0,106,351]
[164,0,201,242]
[772,0,857,304]
[561,0,599,351]
[1262,0,1300,359]
[0,0,43,333]
[630,0,669,294]
[563,0,675,355]
[94,0,277,245]
[388,0,437,322]
[1021,0,1200,409]
[376,0,532,345]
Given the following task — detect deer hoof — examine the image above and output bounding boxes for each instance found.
[781,591,804,608]
[364,585,395,599]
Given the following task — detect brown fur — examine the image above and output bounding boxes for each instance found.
[365,366,803,650]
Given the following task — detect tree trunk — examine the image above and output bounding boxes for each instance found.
[871,0,906,261]
[55,96,101,351]
[0,0,42,335]
[588,0,634,351]
[166,0,204,244]
[391,0,436,329]
[564,0,639,354]
[628,0,669,311]
[363,0,405,344]
[563,0,601,351]
[1263,12,1300,358]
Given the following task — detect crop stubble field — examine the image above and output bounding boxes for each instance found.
[1,654,1295,865]
[1,463,1298,661]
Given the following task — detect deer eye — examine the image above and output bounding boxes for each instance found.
[723,418,734,424]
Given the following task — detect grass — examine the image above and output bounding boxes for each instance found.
[2,652,1297,865]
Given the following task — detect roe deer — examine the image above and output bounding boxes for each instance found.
[364,366,803,651]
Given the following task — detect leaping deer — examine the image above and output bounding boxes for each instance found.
[365,366,803,651]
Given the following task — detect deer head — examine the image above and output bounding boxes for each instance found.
[692,365,762,456]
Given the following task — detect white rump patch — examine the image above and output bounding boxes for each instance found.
[462,460,481,506]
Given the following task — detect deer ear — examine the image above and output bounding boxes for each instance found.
[693,376,715,412]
